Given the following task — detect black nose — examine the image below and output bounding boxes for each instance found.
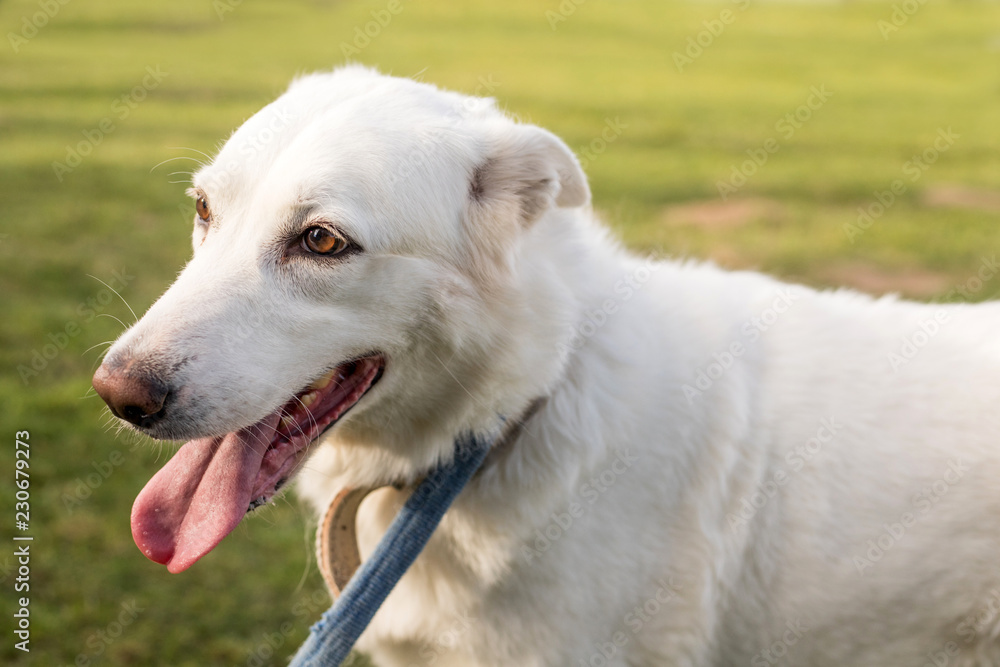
[92,357,170,428]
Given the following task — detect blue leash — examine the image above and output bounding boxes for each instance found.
[289,431,492,667]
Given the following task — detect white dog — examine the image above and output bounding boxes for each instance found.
[93,66,1000,666]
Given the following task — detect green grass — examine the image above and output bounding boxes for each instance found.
[1,0,998,664]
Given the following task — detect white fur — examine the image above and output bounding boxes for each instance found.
[111,67,1000,666]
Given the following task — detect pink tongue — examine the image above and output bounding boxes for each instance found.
[130,413,280,573]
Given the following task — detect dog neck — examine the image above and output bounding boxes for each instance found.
[316,396,548,596]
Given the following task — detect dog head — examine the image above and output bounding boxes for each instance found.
[92,66,589,572]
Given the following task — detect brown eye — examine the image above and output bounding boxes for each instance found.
[303,227,348,255]
[195,196,211,222]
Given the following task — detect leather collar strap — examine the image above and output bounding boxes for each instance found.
[291,400,544,667]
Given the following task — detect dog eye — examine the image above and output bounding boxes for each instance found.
[302,227,348,256]
[195,196,211,223]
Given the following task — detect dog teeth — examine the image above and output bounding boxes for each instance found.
[280,414,295,430]
[307,363,353,391]
[301,390,319,408]
[308,369,337,390]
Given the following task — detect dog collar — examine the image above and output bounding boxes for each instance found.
[289,399,544,667]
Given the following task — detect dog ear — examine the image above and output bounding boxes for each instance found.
[469,124,590,226]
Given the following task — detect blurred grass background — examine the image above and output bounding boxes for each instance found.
[1,0,998,664]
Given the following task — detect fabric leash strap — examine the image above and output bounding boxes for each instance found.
[288,432,492,667]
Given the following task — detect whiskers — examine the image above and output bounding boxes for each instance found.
[239,378,323,449]
[149,147,211,175]
[86,274,138,324]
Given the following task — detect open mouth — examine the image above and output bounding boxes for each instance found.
[130,354,384,573]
